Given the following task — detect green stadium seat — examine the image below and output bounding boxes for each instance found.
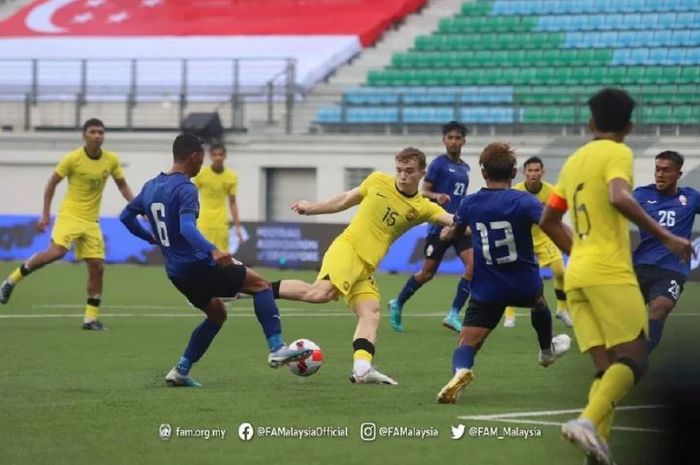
[606,67,627,84]
[673,106,696,124]
[625,67,647,84]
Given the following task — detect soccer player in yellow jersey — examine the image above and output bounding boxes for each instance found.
[192,143,243,251]
[273,148,453,385]
[0,119,134,331]
[503,157,573,328]
[540,88,692,465]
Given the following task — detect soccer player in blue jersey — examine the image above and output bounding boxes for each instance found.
[436,142,571,404]
[119,134,310,387]
[388,121,473,333]
[633,150,700,353]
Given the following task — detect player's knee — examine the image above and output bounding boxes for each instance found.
[206,300,228,324]
[617,356,648,384]
[305,288,333,304]
[417,269,435,282]
[88,261,104,275]
[649,298,674,319]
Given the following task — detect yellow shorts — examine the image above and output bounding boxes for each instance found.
[317,238,380,307]
[51,215,105,260]
[535,240,562,267]
[198,226,229,251]
[567,285,648,352]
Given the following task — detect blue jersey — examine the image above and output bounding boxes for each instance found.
[454,188,543,304]
[425,154,470,235]
[633,185,700,276]
[125,173,215,279]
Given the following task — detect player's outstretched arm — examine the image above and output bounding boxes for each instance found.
[119,206,156,244]
[291,187,362,216]
[540,205,573,255]
[37,173,64,232]
[422,180,450,205]
[114,177,134,202]
[609,178,693,261]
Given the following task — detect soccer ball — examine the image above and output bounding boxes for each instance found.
[288,338,324,377]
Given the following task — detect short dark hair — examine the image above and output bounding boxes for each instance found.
[442,120,468,137]
[395,147,426,170]
[588,88,636,133]
[172,133,204,161]
[523,156,543,169]
[210,143,226,154]
[82,118,104,133]
[480,142,516,182]
[656,150,684,169]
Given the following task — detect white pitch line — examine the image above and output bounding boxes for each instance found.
[465,417,666,434]
[459,405,668,434]
[460,404,665,420]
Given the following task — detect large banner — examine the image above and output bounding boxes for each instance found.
[2,215,700,281]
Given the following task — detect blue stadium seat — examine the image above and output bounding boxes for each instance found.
[657,12,677,29]
[672,30,691,47]
[650,30,673,47]
[648,47,669,65]
[611,49,631,65]
[622,13,643,30]
[316,106,341,123]
[603,15,624,31]
[628,48,649,65]
[686,48,700,65]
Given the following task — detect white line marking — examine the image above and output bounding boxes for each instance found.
[459,405,668,434]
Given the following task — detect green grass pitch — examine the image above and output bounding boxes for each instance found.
[0,262,695,465]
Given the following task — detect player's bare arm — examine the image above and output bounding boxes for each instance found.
[228,194,244,242]
[37,172,64,232]
[609,178,694,261]
[540,205,573,255]
[114,177,134,202]
[292,187,362,216]
[422,180,450,205]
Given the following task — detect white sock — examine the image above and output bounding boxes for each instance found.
[353,359,372,377]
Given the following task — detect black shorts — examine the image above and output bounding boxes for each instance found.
[170,264,247,310]
[424,232,473,262]
[464,295,541,330]
[635,265,686,306]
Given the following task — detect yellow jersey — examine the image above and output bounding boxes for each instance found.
[551,139,637,290]
[192,166,238,227]
[339,172,446,269]
[514,180,556,247]
[55,147,124,222]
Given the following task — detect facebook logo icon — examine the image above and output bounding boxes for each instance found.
[238,422,254,441]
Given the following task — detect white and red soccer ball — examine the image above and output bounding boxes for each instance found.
[288,339,324,377]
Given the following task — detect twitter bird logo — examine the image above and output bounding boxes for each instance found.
[451,424,465,439]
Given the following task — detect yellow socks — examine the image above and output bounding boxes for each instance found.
[581,363,634,428]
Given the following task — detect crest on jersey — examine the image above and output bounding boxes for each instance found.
[679,194,687,206]
[405,208,417,221]
[343,281,350,291]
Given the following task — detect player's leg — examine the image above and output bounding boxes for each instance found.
[388,233,445,332]
[437,300,499,403]
[81,258,106,330]
[274,278,338,304]
[0,241,68,304]
[240,267,314,367]
[441,238,473,332]
[77,222,108,330]
[166,296,228,387]
[561,287,614,463]
[563,286,648,465]
[349,296,397,385]
[530,293,571,367]
[636,267,684,353]
[550,258,573,327]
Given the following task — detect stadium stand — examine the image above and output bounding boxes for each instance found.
[314,0,700,130]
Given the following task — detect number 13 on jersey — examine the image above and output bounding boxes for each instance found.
[476,221,517,264]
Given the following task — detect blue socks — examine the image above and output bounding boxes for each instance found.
[452,345,476,372]
[177,318,222,375]
[647,319,665,353]
[397,275,423,306]
[530,306,553,350]
[253,288,284,351]
[450,277,471,315]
